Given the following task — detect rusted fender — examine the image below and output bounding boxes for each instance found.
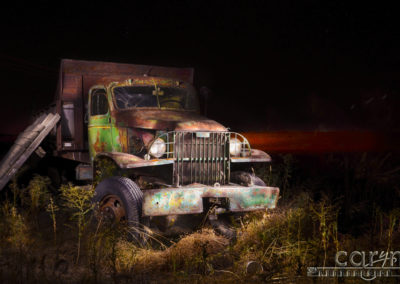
[142,184,279,216]
[95,152,173,169]
[231,149,271,163]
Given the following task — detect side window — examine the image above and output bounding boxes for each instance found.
[91,89,108,116]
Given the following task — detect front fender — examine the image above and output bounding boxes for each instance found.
[95,152,174,169]
[231,149,272,163]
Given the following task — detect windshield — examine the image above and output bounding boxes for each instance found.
[113,85,199,111]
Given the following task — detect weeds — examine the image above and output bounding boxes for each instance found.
[94,158,119,185]
[0,153,399,283]
[4,206,30,251]
[387,209,400,251]
[9,177,19,207]
[46,197,59,245]
[309,197,339,267]
[27,174,51,214]
[60,184,95,264]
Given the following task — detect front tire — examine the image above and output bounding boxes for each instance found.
[93,176,144,241]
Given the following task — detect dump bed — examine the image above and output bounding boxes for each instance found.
[55,59,194,163]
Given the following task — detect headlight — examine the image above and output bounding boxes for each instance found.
[149,138,166,158]
[230,138,242,156]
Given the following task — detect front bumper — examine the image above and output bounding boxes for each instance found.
[142,184,279,216]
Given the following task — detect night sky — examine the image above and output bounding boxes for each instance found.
[1,1,400,138]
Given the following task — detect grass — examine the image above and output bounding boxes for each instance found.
[0,153,399,283]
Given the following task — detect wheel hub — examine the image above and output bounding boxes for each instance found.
[99,195,126,222]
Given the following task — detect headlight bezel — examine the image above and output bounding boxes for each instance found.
[229,137,242,156]
[229,133,251,157]
[148,137,166,158]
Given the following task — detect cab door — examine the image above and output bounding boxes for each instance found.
[88,87,113,160]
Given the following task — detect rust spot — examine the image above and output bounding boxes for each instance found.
[117,127,128,152]
[93,131,106,153]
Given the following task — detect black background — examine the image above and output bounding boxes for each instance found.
[1,1,399,137]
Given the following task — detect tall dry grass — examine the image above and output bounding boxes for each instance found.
[0,153,399,283]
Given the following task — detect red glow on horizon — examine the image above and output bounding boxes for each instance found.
[244,131,400,153]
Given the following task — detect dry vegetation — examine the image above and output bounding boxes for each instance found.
[0,153,400,283]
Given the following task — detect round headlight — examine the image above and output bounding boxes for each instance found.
[149,138,166,158]
[230,138,242,156]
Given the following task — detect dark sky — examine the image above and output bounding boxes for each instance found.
[1,1,399,136]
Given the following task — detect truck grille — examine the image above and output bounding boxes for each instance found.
[149,131,251,186]
[173,132,230,186]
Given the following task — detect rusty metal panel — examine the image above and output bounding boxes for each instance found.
[231,149,272,163]
[95,152,174,168]
[0,113,60,191]
[59,151,90,163]
[60,74,84,150]
[61,102,75,139]
[62,74,82,100]
[75,164,93,180]
[61,59,194,84]
[142,184,280,216]
[115,110,226,131]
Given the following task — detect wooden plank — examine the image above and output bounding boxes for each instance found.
[0,113,60,191]
[0,114,45,177]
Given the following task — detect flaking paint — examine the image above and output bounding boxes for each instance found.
[142,185,279,216]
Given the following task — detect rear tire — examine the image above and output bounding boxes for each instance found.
[93,176,144,242]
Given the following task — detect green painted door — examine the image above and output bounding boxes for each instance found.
[88,88,113,161]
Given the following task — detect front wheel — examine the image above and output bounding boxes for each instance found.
[93,176,145,242]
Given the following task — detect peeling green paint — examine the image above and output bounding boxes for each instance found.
[143,185,279,216]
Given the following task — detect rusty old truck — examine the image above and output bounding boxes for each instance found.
[0,59,279,238]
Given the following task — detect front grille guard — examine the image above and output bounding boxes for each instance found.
[148,131,251,185]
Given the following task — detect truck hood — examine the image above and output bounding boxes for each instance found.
[115,110,227,131]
